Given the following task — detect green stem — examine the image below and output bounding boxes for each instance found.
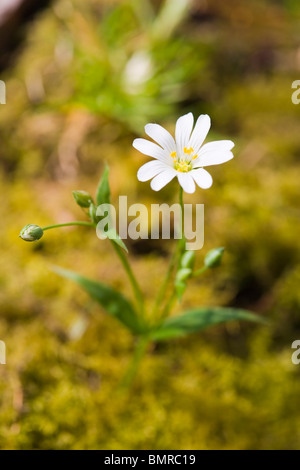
[178,186,185,252]
[152,248,177,320]
[119,337,149,390]
[192,266,208,277]
[161,291,177,320]
[153,187,186,323]
[42,221,95,231]
[112,242,145,317]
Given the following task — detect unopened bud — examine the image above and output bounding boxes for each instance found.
[72,190,93,208]
[89,203,99,224]
[19,224,43,242]
[204,247,225,268]
[176,268,192,283]
[180,251,195,269]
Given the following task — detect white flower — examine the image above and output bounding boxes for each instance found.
[133,112,234,193]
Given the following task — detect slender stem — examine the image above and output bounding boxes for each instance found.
[112,242,145,317]
[161,291,177,320]
[192,266,208,277]
[162,187,186,317]
[152,248,177,320]
[153,187,186,323]
[42,221,95,231]
[178,186,185,252]
[119,337,149,390]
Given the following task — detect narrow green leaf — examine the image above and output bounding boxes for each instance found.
[112,236,128,253]
[152,307,268,341]
[95,167,127,252]
[53,266,142,334]
[96,166,110,206]
[99,227,128,253]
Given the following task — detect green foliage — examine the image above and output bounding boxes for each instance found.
[152,307,267,341]
[102,228,129,253]
[53,267,142,334]
[95,167,128,252]
[96,166,111,206]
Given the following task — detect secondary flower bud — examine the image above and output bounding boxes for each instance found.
[19,224,44,242]
[72,190,93,208]
[204,247,225,268]
[176,268,193,283]
[89,203,99,224]
[180,251,195,269]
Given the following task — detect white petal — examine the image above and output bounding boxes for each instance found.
[200,140,234,154]
[175,112,194,151]
[137,160,166,182]
[133,138,168,162]
[177,173,196,194]
[198,151,233,167]
[150,169,176,191]
[189,114,211,153]
[191,168,213,189]
[194,141,234,167]
[145,123,176,154]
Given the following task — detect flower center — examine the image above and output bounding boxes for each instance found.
[171,147,198,172]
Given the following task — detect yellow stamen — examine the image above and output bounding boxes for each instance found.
[171,151,177,159]
[192,154,198,160]
[184,147,194,155]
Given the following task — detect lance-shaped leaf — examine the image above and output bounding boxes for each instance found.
[97,227,128,253]
[96,166,110,206]
[96,167,128,253]
[53,267,142,334]
[151,307,268,341]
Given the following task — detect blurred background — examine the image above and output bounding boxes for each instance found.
[0,0,300,450]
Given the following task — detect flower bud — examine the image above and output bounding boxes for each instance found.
[204,247,225,268]
[180,251,195,269]
[176,268,192,283]
[19,224,43,242]
[72,190,93,208]
[89,203,99,224]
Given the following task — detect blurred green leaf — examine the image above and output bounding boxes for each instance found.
[98,227,128,253]
[152,307,268,341]
[53,267,142,334]
[95,167,128,252]
[96,166,110,206]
